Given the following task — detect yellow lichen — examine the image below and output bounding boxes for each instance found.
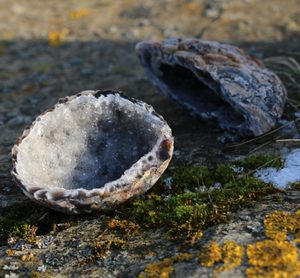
[107,219,140,236]
[246,240,300,278]
[5,249,15,256]
[293,210,300,244]
[199,241,222,267]
[196,210,300,276]
[91,238,128,261]
[139,259,174,278]
[199,241,243,272]
[48,29,68,47]
[264,210,300,242]
[295,230,300,244]
[21,252,35,262]
[26,236,43,248]
[139,253,193,278]
[30,272,39,278]
[216,241,244,272]
[68,8,90,20]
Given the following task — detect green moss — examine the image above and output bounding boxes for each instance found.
[232,153,282,172]
[171,166,213,192]
[214,164,237,184]
[0,203,43,242]
[131,194,165,227]
[126,155,279,243]
[164,194,208,241]
[1,153,281,246]
[0,203,72,244]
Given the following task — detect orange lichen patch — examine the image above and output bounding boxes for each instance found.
[26,236,43,248]
[184,2,199,10]
[246,240,300,278]
[246,265,300,278]
[139,253,194,278]
[199,241,222,267]
[5,249,15,257]
[182,1,203,16]
[48,29,68,47]
[21,252,35,262]
[293,210,300,244]
[264,210,300,241]
[68,8,91,20]
[197,211,300,276]
[199,241,244,272]
[216,241,244,272]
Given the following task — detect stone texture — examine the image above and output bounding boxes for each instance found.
[137,37,287,136]
[0,0,300,277]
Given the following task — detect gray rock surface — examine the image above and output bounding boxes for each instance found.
[0,0,300,277]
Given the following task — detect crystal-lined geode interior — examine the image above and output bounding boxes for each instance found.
[12,90,173,214]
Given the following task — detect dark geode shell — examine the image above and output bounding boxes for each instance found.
[136,37,287,137]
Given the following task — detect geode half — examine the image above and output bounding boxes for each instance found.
[136,37,287,137]
[12,90,173,214]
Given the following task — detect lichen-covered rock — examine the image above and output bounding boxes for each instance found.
[136,37,287,137]
[11,90,173,214]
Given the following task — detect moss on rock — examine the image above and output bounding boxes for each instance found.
[127,158,278,243]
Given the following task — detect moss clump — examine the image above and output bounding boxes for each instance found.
[0,154,282,248]
[164,193,207,242]
[167,164,237,193]
[0,203,72,245]
[214,164,237,185]
[0,203,43,243]
[4,223,37,240]
[128,159,277,243]
[232,153,282,172]
[171,166,213,192]
[139,253,194,278]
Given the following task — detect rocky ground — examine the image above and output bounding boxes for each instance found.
[0,0,300,277]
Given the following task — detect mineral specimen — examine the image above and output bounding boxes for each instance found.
[12,90,173,214]
[136,37,287,137]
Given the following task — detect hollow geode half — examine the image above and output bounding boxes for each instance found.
[12,90,173,214]
[136,37,287,137]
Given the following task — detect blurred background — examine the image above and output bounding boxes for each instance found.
[0,0,300,177]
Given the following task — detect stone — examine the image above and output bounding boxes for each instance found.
[11,90,173,214]
[136,37,287,137]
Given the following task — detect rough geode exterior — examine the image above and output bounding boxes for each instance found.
[136,37,287,136]
[12,90,174,214]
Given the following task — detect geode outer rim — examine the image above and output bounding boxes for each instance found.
[136,37,287,137]
[11,90,174,214]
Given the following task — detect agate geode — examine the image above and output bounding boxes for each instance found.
[136,37,287,137]
[12,90,173,214]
